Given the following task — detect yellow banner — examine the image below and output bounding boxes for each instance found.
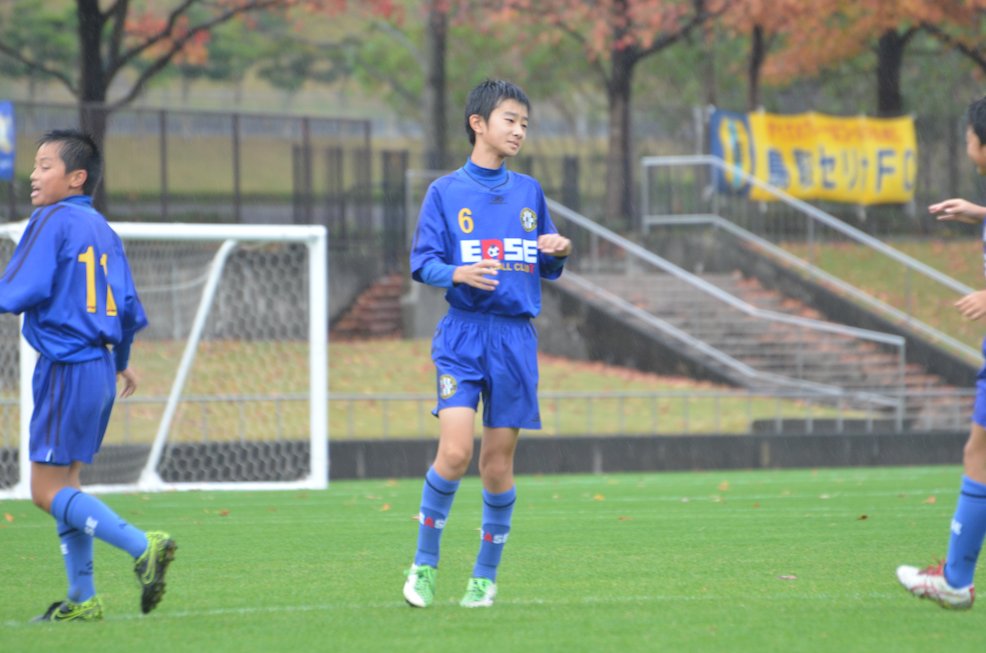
[746,112,916,204]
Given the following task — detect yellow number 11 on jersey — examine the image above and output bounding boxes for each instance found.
[77,246,118,316]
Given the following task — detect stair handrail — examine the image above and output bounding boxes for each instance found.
[641,155,975,296]
[560,271,901,410]
[642,213,979,364]
[639,154,979,364]
[547,199,906,350]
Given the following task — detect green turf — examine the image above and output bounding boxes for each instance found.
[0,465,979,652]
[1,339,857,444]
[784,239,984,353]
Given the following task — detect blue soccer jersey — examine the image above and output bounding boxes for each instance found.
[410,164,565,318]
[0,195,147,371]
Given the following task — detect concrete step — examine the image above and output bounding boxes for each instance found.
[572,269,966,429]
[330,273,405,340]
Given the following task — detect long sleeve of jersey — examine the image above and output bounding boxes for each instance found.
[0,207,62,314]
[113,254,148,371]
[410,186,453,284]
[419,259,456,288]
[540,252,567,279]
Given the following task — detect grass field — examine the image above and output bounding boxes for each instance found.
[0,465,980,652]
[784,238,983,350]
[0,338,853,447]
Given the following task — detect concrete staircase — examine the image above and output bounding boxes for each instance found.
[570,270,971,429]
[330,273,405,340]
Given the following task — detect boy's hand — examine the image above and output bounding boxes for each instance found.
[956,290,986,321]
[118,368,139,398]
[453,259,500,291]
[538,233,572,257]
[929,198,986,224]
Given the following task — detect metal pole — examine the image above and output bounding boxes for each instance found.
[232,114,242,223]
[159,110,168,221]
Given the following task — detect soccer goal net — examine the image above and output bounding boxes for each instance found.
[0,222,328,498]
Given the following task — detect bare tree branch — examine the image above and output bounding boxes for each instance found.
[111,0,203,75]
[636,0,714,60]
[108,0,290,108]
[107,0,131,66]
[922,21,986,73]
[0,42,77,94]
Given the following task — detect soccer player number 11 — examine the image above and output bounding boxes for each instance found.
[77,245,118,316]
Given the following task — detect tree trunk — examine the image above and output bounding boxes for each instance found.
[876,29,905,117]
[748,24,765,111]
[423,2,448,170]
[606,48,635,229]
[76,0,111,210]
[703,22,716,106]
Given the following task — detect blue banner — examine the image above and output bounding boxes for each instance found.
[0,101,13,181]
[708,109,754,196]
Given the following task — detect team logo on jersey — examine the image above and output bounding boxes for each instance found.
[520,207,537,232]
[461,238,538,263]
[439,374,458,399]
[483,239,502,260]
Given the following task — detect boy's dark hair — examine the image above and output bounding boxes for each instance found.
[38,129,102,196]
[967,97,986,146]
[464,79,531,145]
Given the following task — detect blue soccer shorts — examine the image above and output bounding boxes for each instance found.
[975,337,986,428]
[431,307,541,430]
[29,350,116,465]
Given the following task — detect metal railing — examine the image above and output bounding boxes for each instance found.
[641,213,974,364]
[4,389,957,446]
[640,154,980,364]
[546,198,907,418]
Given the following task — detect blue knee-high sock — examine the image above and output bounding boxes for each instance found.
[472,486,516,581]
[945,476,986,588]
[51,488,148,559]
[414,466,460,568]
[56,516,95,603]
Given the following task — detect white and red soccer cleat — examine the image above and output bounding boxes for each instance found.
[896,561,975,610]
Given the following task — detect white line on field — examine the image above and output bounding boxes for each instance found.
[2,591,900,628]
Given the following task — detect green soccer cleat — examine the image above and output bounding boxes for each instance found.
[134,531,178,614]
[32,596,104,623]
[403,564,437,608]
[460,577,496,608]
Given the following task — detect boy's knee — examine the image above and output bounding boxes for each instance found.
[962,425,986,478]
[30,489,54,513]
[964,439,986,465]
[436,446,472,477]
[478,456,512,482]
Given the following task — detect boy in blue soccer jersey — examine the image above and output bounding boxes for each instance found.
[897,96,986,610]
[0,130,176,622]
[402,80,571,608]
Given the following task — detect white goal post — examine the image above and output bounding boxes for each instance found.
[0,221,328,499]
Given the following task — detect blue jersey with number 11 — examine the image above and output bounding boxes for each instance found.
[0,195,147,370]
[410,167,565,318]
